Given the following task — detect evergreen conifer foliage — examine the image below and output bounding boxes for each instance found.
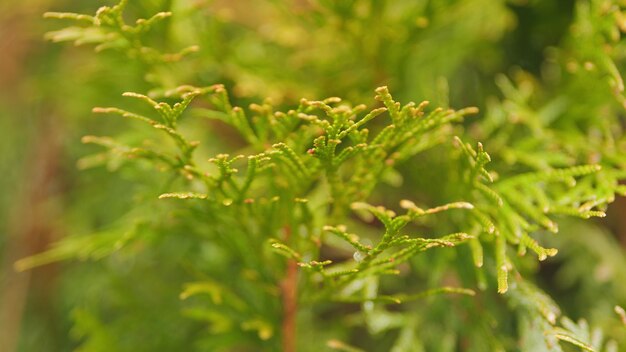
[15,0,626,350]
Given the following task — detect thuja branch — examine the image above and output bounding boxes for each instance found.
[454,137,620,294]
[39,83,481,347]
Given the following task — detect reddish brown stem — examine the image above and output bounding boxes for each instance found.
[280,226,297,352]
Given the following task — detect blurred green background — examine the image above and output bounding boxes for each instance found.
[1,0,626,351]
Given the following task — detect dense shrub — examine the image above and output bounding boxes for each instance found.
[3,1,626,351]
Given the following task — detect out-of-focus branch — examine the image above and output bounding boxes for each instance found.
[0,118,62,352]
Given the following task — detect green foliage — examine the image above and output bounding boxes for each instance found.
[6,0,626,351]
[44,0,197,63]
